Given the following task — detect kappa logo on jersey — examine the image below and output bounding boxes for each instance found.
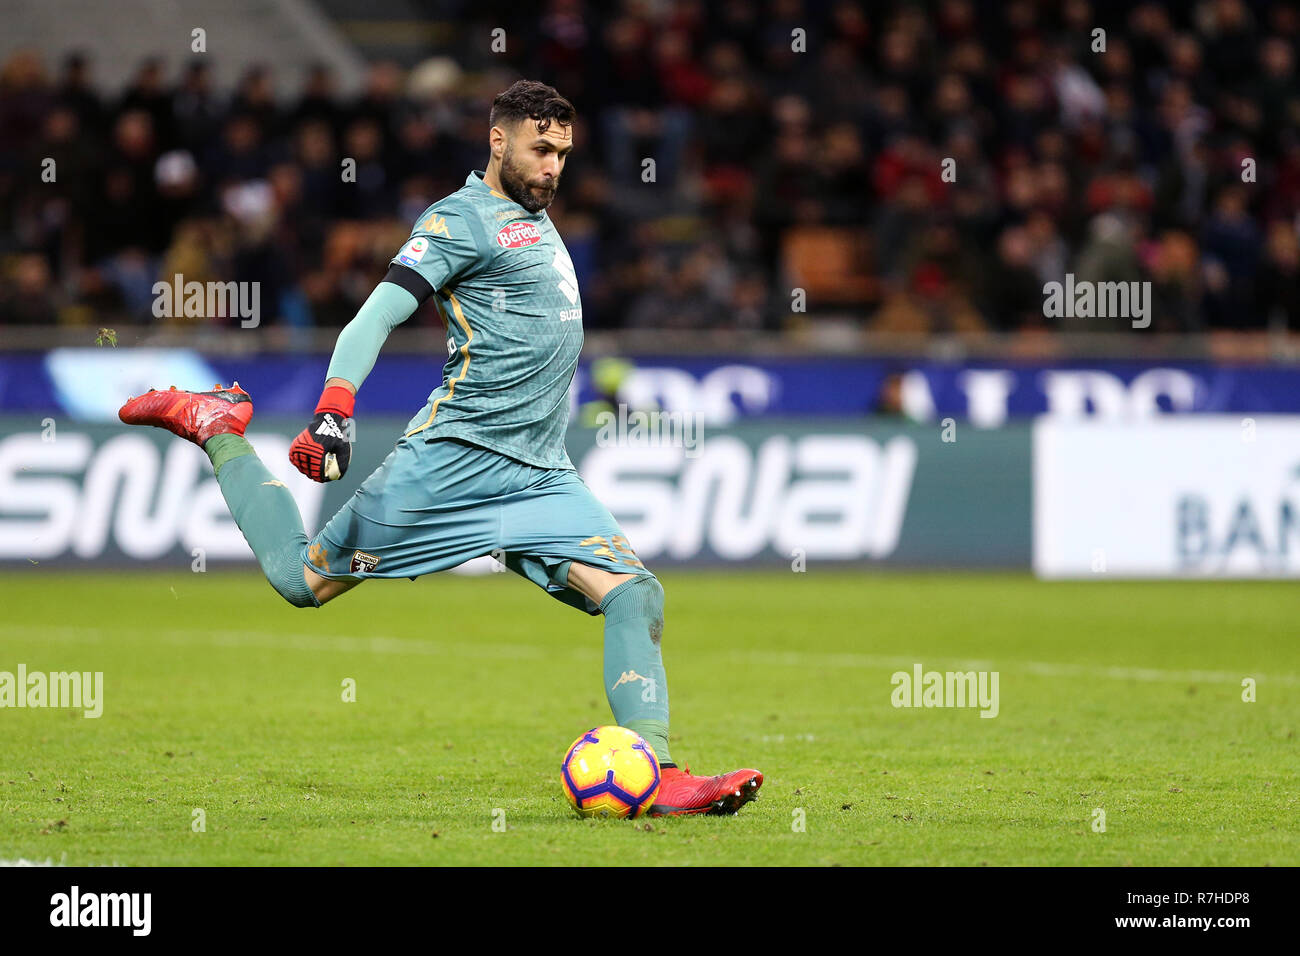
[422,213,450,236]
[495,222,543,249]
[315,414,347,440]
[398,236,429,267]
[350,550,381,573]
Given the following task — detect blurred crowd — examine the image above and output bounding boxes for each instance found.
[1,0,1299,336]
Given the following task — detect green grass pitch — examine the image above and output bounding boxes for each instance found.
[1,569,1295,866]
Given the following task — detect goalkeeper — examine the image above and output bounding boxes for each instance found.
[120,80,761,817]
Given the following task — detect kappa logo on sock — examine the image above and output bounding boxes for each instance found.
[315,415,346,440]
[610,670,646,691]
[350,550,380,574]
[610,670,658,702]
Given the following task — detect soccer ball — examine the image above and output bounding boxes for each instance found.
[560,725,661,818]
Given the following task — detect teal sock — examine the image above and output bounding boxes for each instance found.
[203,437,320,608]
[205,433,254,478]
[599,575,672,765]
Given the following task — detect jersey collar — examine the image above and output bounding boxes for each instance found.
[468,170,546,219]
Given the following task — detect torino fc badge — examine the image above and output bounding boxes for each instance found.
[350,551,381,574]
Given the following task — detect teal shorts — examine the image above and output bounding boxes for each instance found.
[302,437,652,614]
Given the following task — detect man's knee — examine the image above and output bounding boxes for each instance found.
[600,573,664,643]
[640,574,665,643]
[298,563,358,607]
[268,563,320,608]
[281,586,320,608]
[638,573,664,616]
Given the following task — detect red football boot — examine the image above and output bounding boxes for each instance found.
[118,383,254,446]
[648,765,763,816]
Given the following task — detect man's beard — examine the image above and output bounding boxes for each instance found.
[498,146,559,212]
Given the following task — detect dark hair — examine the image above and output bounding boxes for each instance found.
[489,80,576,134]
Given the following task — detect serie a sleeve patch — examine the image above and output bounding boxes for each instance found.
[396,236,430,267]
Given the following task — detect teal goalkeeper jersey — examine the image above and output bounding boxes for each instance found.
[391,170,584,470]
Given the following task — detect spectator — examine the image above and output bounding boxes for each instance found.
[0,2,1296,337]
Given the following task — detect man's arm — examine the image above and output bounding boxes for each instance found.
[289,271,427,482]
[323,272,427,393]
[289,203,483,483]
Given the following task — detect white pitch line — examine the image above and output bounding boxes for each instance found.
[0,858,62,866]
[4,625,1297,686]
[1,624,550,661]
[0,859,122,867]
[744,651,1300,687]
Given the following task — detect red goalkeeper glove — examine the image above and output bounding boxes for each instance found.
[290,385,355,482]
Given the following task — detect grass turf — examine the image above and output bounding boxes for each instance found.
[0,569,1296,866]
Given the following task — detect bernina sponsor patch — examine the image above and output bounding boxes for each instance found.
[350,550,381,573]
[495,222,542,248]
[397,236,429,267]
